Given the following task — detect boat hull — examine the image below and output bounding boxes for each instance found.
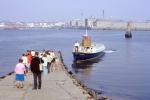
[125,31,132,38]
[73,51,105,62]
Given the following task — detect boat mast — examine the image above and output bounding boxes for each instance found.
[84,29,88,36]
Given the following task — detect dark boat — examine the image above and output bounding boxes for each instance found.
[72,30,105,62]
[125,22,132,38]
[125,31,132,38]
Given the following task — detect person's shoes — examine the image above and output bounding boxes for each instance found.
[17,85,20,88]
[32,87,37,90]
[20,86,23,88]
[38,87,41,89]
[16,84,20,88]
[20,84,24,88]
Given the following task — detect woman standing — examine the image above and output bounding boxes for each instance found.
[14,58,26,88]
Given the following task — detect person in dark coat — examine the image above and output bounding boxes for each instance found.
[30,52,43,89]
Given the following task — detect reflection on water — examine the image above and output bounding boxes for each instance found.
[72,55,104,76]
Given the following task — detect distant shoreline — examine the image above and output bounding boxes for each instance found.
[1,27,150,31]
[1,19,150,31]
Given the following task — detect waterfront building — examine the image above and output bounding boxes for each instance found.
[70,20,77,27]
[26,23,34,28]
[70,19,85,28]
[76,20,85,28]
[96,19,126,30]
[54,22,65,28]
[133,21,150,30]
[85,18,97,28]
[0,22,5,28]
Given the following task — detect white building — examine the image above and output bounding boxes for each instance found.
[70,19,85,28]
[26,23,34,28]
[0,22,5,28]
[96,20,127,30]
[85,18,97,28]
[133,22,150,30]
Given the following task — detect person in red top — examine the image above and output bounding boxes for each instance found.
[26,50,32,71]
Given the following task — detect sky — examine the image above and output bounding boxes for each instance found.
[0,0,149,22]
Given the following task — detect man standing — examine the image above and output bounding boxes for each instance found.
[30,52,43,89]
[74,41,79,52]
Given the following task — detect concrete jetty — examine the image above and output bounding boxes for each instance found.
[0,52,109,100]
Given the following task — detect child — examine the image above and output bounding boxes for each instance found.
[15,58,26,88]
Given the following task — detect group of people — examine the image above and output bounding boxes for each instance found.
[14,49,63,89]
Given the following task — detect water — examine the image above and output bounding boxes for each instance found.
[0,29,150,100]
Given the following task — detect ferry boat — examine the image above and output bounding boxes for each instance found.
[72,30,105,62]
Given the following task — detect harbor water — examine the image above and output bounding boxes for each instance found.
[0,29,150,100]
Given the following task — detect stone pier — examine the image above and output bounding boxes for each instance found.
[0,52,109,100]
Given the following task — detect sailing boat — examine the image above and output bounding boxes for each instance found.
[72,30,105,62]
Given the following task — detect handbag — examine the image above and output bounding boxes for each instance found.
[39,64,43,71]
[39,59,43,71]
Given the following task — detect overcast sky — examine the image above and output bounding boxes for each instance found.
[0,0,149,22]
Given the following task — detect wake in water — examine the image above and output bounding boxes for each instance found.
[104,49,117,54]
